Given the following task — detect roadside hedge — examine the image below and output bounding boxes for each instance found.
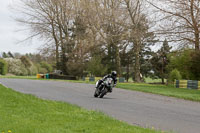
[0,59,8,75]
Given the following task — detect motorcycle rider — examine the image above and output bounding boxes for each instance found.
[96,71,117,92]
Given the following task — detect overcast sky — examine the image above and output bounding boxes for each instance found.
[0,0,42,54]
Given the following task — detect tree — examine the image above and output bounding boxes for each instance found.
[167,49,200,80]
[2,52,8,58]
[4,58,28,76]
[8,51,14,58]
[87,56,107,77]
[139,38,156,81]
[147,0,200,51]
[167,49,193,80]
[20,56,38,75]
[20,56,32,68]
[123,0,156,82]
[120,45,135,82]
[151,39,172,84]
[168,69,182,83]
[15,0,91,75]
[86,0,128,76]
[0,59,8,75]
[189,51,200,80]
[14,0,155,79]
[15,0,69,74]
[40,62,53,73]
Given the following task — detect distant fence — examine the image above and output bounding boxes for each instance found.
[175,80,200,90]
[37,74,76,80]
[36,74,125,82]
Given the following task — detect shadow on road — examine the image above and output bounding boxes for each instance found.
[90,96,116,100]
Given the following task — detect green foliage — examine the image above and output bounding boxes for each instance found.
[168,69,182,83]
[40,62,53,73]
[168,49,200,80]
[67,60,86,77]
[0,59,8,75]
[189,51,200,80]
[88,56,107,77]
[2,52,14,58]
[20,56,37,75]
[104,44,118,74]
[151,39,172,83]
[36,63,47,74]
[167,49,193,79]
[7,51,14,58]
[2,52,8,58]
[4,56,37,76]
[29,65,38,75]
[35,62,53,74]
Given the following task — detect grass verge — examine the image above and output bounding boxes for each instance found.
[0,84,161,133]
[117,83,200,102]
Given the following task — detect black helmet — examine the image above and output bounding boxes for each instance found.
[111,71,117,77]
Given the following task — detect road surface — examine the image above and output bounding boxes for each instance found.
[1,78,200,133]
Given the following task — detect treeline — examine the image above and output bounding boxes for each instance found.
[0,52,53,76]
[8,0,200,83]
[0,46,200,83]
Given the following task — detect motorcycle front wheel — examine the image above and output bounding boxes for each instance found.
[99,88,107,98]
[94,88,99,97]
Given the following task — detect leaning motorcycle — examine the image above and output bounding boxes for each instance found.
[94,78,114,98]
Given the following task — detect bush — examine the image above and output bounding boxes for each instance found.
[0,59,8,75]
[40,62,53,73]
[189,51,200,80]
[20,56,32,68]
[168,69,182,83]
[36,63,48,74]
[4,58,28,76]
[29,64,38,75]
[87,56,107,77]
[167,49,192,79]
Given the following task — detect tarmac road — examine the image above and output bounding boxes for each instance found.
[1,78,200,133]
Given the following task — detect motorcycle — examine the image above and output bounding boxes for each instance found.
[94,78,114,98]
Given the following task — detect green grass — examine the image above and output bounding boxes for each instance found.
[0,84,161,133]
[117,83,200,102]
[144,77,166,84]
[0,75,37,80]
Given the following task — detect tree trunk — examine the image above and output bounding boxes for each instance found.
[190,0,200,51]
[161,57,165,84]
[51,20,60,70]
[126,57,130,82]
[161,78,165,84]
[58,23,68,75]
[116,46,121,77]
[194,32,200,51]
[55,43,59,70]
[134,41,141,83]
